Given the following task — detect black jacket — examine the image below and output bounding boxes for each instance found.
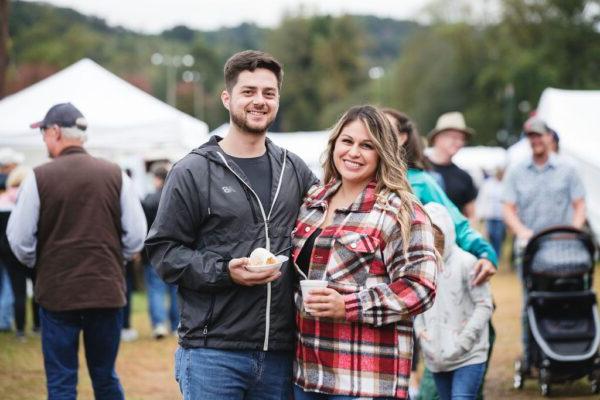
[145,136,318,350]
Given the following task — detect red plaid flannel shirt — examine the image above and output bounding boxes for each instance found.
[292,179,438,399]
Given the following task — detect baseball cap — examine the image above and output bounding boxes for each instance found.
[30,103,88,130]
[523,116,548,135]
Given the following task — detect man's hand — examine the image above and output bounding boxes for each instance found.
[471,258,496,286]
[228,258,281,286]
[304,288,346,319]
[517,228,534,243]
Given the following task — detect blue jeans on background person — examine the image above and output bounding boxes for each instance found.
[0,263,14,330]
[432,362,486,400]
[40,307,125,400]
[293,384,397,400]
[174,347,292,400]
[485,219,506,261]
[144,264,178,331]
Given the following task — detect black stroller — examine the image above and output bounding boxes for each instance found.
[513,226,600,396]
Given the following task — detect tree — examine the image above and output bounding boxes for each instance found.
[0,0,9,98]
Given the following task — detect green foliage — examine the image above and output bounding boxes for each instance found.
[386,0,600,146]
[6,0,600,143]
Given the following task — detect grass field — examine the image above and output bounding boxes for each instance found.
[1,265,599,399]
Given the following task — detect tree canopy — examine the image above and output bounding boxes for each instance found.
[5,0,600,146]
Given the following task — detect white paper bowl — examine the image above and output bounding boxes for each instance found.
[245,255,288,273]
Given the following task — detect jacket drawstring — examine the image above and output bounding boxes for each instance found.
[207,160,212,215]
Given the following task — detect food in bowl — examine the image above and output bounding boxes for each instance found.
[249,247,277,266]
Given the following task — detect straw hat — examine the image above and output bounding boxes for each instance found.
[427,111,475,144]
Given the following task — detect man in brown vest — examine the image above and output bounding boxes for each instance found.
[6,103,146,399]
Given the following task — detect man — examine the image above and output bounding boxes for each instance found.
[427,111,478,221]
[503,115,586,371]
[503,116,586,244]
[141,162,178,339]
[7,103,147,399]
[146,50,318,399]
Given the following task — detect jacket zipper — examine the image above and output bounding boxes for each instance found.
[216,151,287,351]
[202,293,215,346]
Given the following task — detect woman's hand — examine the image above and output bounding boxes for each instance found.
[304,288,346,319]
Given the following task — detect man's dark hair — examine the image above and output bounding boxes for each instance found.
[224,50,283,92]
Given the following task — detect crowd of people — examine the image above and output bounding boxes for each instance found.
[0,49,589,400]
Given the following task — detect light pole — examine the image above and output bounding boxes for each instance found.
[369,66,385,105]
[182,70,204,120]
[151,53,195,107]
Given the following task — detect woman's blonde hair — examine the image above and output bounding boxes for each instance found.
[322,105,416,247]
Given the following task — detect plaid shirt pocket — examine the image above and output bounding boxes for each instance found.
[329,231,387,285]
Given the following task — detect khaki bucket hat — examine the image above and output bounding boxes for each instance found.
[427,111,475,144]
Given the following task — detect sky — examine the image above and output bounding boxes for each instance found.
[23,0,430,33]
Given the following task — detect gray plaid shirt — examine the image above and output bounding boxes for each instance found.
[502,154,585,234]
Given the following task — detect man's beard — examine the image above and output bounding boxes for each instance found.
[230,109,274,135]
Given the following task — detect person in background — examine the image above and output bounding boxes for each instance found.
[0,149,24,334]
[7,103,146,399]
[415,203,493,400]
[142,162,179,339]
[503,115,586,373]
[120,168,140,343]
[383,108,497,400]
[427,112,478,222]
[292,105,438,400]
[0,166,40,340]
[476,168,506,263]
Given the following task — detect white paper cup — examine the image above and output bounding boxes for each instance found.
[300,280,328,314]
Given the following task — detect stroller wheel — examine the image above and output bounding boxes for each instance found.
[540,368,551,397]
[540,383,550,396]
[513,359,524,389]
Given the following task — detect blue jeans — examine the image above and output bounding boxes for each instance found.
[144,264,178,330]
[294,384,396,399]
[174,347,292,400]
[40,307,125,400]
[432,362,486,400]
[0,263,14,330]
[485,219,505,261]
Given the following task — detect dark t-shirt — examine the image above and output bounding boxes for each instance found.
[230,152,272,212]
[296,228,322,276]
[430,161,478,211]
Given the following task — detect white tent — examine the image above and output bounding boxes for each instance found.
[0,58,209,167]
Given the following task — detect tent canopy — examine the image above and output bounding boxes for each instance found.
[0,58,208,164]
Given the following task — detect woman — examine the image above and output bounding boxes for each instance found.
[0,166,40,340]
[382,108,497,400]
[382,108,498,275]
[292,105,438,399]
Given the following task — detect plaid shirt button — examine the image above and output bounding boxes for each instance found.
[350,243,357,248]
[305,227,310,232]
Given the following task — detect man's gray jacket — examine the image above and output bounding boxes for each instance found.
[145,135,318,351]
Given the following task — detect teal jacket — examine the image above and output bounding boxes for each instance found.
[408,168,498,267]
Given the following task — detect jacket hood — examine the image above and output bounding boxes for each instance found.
[424,202,454,260]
